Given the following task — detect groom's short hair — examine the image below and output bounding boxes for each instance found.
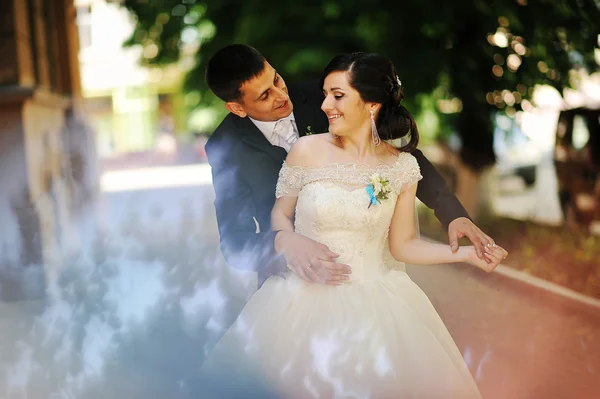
[205,44,266,102]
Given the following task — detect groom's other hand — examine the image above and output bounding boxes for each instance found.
[448,217,495,260]
[275,231,352,285]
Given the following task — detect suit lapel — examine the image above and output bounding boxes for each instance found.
[237,116,287,163]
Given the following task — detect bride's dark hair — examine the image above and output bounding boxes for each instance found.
[320,52,419,153]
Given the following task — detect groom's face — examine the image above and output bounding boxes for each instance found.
[226,62,293,122]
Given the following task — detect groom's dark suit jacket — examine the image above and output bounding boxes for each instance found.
[206,82,469,286]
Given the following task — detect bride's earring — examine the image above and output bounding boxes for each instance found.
[370,109,381,146]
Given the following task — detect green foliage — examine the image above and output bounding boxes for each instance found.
[122,0,600,168]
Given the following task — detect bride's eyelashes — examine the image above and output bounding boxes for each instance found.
[321,91,345,100]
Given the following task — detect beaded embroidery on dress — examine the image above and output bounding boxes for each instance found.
[277,152,421,283]
[201,152,482,399]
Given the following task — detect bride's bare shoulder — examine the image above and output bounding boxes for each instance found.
[286,134,334,167]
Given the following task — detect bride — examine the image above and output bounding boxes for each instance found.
[201,52,508,398]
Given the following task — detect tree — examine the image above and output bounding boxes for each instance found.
[122,0,600,214]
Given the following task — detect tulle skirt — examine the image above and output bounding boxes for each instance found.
[201,270,482,399]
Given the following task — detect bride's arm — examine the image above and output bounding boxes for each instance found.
[388,183,506,272]
[271,196,297,234]
[271,137,306,237]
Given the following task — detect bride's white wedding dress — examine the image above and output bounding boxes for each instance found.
[202,152,482,398]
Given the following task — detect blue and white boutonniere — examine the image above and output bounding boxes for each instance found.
[366,173,391,208]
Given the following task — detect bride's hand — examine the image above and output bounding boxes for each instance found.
[465,243,508,273]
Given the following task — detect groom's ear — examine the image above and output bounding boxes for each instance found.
[225,102,248,118]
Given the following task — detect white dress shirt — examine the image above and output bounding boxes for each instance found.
[249,112,299,152]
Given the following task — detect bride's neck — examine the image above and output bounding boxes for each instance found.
[339,124,378,158]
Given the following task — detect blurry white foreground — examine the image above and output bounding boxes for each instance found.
[100,164,213,192]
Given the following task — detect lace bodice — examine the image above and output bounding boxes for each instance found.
[276,152,422,283]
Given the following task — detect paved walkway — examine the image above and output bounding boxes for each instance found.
[410,264,600,399]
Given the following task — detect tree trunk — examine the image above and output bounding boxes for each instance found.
[454,160,496,221]
[448,17,498,220]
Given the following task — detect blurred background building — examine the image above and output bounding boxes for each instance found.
[0,0,99,300]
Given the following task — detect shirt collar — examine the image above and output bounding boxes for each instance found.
[249,112,296,140]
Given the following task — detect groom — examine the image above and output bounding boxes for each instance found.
[205,44,494,287]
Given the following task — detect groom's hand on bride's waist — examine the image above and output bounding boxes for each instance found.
[274,231,352,286]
